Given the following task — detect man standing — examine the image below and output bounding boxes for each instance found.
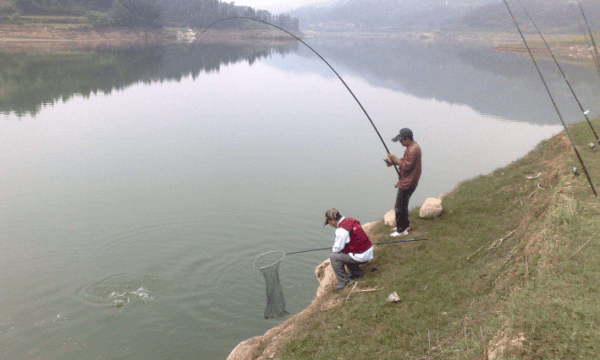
[324,208,373,290]
[385,128,422,237]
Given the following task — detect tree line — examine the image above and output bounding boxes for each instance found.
[158,0,298,31]
[0,0,299,31]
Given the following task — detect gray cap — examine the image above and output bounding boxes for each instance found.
[392,128,413,142]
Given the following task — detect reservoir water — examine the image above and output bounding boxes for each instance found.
[1,37,596,359]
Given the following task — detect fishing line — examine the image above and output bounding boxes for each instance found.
[502,0,599,199]
[190,16,400,176]
[573,0,600,77]
[285,238,428,255]
[515,0,600,145]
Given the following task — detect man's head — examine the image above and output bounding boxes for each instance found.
[392,128,413,143]
[324,208,342,227]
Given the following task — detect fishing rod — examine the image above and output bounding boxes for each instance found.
[502,0,599,199]
[515,0,600,145]
[573,0,600,77]
[190,16,400,176]
[285,238,428,255]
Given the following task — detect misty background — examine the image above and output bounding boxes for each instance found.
[2,0,598,33]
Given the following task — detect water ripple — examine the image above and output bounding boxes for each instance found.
[76,273,157,308]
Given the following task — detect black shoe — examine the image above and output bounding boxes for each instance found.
[350,271,364,279]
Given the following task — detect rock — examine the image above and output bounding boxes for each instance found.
[315,259,338,297]
[383,210,396,227]
[419,197,443,219]
[227,336,262,360]
[386,291,400,302]
[361,221,376,233]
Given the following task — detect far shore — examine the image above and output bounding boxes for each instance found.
[1,22,596,65]
[0,23,297,53]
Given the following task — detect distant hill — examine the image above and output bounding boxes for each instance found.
[0,0,299,32]
[459,0,600,33]
[290,0,600,33]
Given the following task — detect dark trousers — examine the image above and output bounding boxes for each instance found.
[395,187,416,232]
[330,252,366,285]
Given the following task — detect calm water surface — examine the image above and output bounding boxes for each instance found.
[1,38,595,359]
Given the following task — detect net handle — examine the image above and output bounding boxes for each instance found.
[284,238,429,256]
[253,251,286,270]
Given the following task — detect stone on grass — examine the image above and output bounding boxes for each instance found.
[384,210,396,227]
[419,197,443,219]
[386,291,400,302]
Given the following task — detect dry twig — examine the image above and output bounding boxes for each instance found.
[467,244,485,260]
[345,281,359,302]
[571,232,597,258]
[428,330,431,350]
[527,184,546,199]
[489,229,515,249]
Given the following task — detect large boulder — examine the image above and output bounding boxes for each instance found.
[383,210,396,227]
[419,197,443,219]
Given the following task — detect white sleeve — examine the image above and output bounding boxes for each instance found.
[331,227,350,253]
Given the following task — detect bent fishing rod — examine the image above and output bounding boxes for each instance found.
[285,238,428,255]
[515,0,600,145]
[502,0,599,199]
[190,16,400,176]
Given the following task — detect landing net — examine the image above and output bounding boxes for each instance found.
[254,251,289,319]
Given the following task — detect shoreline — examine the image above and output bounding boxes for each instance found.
[1,23,596,64]
[0,24,296,53]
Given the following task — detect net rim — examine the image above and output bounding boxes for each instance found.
[253,250,286,270]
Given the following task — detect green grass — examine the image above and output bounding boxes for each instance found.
[273,118,600,359]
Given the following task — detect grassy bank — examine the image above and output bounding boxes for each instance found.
[267,118,600,359]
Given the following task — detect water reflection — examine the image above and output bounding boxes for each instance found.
[270,38,600,125]
[2,38,599,125]
[0,43,298,117]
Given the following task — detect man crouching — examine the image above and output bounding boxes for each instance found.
[324,208,374,290]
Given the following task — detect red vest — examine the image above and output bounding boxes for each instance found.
[338,218,372,254]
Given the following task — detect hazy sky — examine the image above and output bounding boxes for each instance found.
[231,0,333,13]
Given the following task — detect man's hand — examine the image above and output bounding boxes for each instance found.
[387,153,399,164]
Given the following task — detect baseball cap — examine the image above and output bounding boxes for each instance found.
[392,128,413,142]
[324,208,339,226]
